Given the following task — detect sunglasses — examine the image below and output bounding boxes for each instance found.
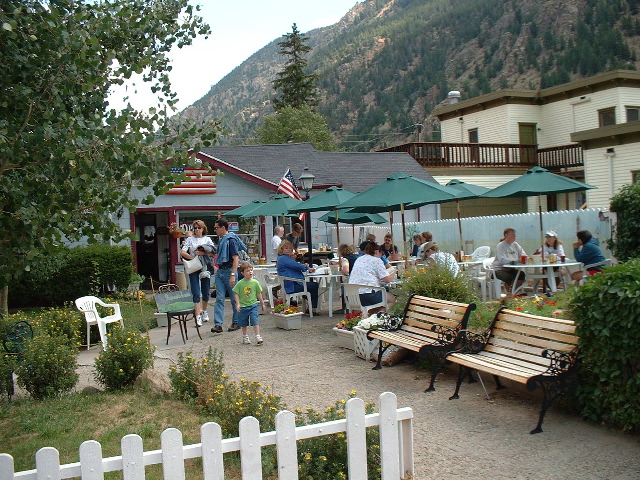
[194,226,203,229]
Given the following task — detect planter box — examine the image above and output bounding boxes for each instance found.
[332,327,355,350]
[353,326,379,361]
[274,312,303,330]
[154,312,168,328]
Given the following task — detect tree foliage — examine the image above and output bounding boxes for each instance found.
[272,23,319,111]
[256,105,337,151]
[0,1,221,293]
[608,182,640,261]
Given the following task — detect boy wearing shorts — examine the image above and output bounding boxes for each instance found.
[232,262,266,344]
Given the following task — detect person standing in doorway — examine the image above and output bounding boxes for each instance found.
[211,218,247,333]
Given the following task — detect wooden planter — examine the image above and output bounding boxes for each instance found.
[274,312,303,330]
[332,327,355,350]
[353,326,379,361]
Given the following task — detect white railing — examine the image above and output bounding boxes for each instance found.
[0,392,413,480]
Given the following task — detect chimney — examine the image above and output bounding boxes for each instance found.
[447,90,461,104]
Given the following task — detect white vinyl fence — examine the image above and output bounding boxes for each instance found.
[0,392,413,480]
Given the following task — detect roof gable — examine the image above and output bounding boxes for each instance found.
[196,143,437,193]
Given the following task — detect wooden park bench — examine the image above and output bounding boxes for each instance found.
[446,307,579,434]
[367,294,476,391]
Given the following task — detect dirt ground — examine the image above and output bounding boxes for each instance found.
[69,305,640,479]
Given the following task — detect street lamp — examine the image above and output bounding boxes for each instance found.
[298,167,315,266]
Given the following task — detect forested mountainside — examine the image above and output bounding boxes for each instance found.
[182,0,640,151]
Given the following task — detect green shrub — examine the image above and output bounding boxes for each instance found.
[567,259,640,431]
[10,245,133,308]
[168,347,225,401]
[16,334,78,400]
[94,326,154,390]
[294,392,379,479]
[395,264,478,309]
[608,183,640,261]
[170,347,284,437]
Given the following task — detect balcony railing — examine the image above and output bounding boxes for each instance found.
[378,142,583,170]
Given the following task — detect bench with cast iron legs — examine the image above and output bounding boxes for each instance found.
[367,294,476,392]
[446,307,579,434]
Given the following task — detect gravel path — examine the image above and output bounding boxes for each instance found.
[72,307,640,479]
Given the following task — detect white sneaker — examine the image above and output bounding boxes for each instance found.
[255,335,263,345]
[196,315,203,326]
[242,335,251,344]
[202,311,210,322]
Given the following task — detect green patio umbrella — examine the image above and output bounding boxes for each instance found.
[482,166,597,261]
[318,210,387,248]
[225,199,268,217]
[242,194,303,218]
[288,186,358,249]
[338,172,458,265]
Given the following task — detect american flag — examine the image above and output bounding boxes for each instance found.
[166,166,217,195]
[278,168,306,220]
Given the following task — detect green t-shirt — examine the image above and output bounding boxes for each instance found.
[232,278,263,307]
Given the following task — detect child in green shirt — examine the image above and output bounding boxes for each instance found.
[232,262,266,344]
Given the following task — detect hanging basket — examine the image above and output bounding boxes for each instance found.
[171,231,183,238]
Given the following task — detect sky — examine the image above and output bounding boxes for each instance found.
[109,0,360,113]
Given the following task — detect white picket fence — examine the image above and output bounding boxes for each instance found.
[0,392,413,480]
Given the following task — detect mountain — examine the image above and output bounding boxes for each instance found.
[181,0,640,151]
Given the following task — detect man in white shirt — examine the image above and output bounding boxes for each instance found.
[270,226,284,263]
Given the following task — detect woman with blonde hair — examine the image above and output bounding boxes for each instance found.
[181,220,215,326]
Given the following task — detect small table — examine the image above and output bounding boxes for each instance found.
[307,272,346,317]
[504,260,582,295]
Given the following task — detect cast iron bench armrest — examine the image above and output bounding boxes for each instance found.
[540,346,580,376]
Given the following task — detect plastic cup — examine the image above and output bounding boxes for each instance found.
[520,255,528,264]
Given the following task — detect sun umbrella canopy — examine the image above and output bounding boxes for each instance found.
[225,199,268,217]
[241,194,303,218]
[318,210,387,225]
[290,186,357,213]
[339,172,458,213]
[445,179,491,199]
[482,166,596,198]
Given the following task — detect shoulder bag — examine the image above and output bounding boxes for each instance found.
[183,256,202,275]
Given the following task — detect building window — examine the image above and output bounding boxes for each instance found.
[633,170,640,183]
[598,107,616,127]
[468,128,478,143]
[626,107,640,122]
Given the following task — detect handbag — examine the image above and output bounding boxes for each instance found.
[183,256,202,275]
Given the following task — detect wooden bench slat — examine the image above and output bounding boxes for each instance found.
[476,352,547,375]
[489,337,559,359]
[493,320,579,346]
[492,325,578,351]
[480,347,551,370]
[407,296,473,312]
[403,316,460,329]
[499,311,576,332]
[448,353,533,384]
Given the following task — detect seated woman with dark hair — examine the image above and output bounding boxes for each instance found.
[338,243,359,275]
[276,239,319,315]
[571,229,606,283]
[348,242,396,311]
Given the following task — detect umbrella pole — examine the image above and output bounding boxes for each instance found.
[538,196,545,262]
[401,204,408,270]
[457,199,464,255]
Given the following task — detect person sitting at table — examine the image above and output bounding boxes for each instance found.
[359,233,376,254]
[276,240,319,315]
[287,222,304,252]
[349,242,396,312]
[416,231,434,259]
[411,234,423,257]
[338,243,359,274]
[421,242,459,277]
[535,230,565,292]
[571,230,606,283]
[492,227,527,296]
[381,233,399,259]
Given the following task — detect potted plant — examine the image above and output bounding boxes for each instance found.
[332,311,362,350]
[273,301,303,330]
[128,272,146,291]
[352,312,401,361]
[168,222,184,238]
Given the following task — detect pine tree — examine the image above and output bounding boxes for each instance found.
[272,23,319,111]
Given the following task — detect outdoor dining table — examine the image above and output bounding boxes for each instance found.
[306,270,347,318]
[504,260,582,295]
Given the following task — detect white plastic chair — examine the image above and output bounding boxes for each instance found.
[343,283,387,318]
[278,275,313,317]
[482,257,505,300]
[253,269,279,308]
[578,259,612,285]
[75,296,124,350]
[471,245,491,260]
